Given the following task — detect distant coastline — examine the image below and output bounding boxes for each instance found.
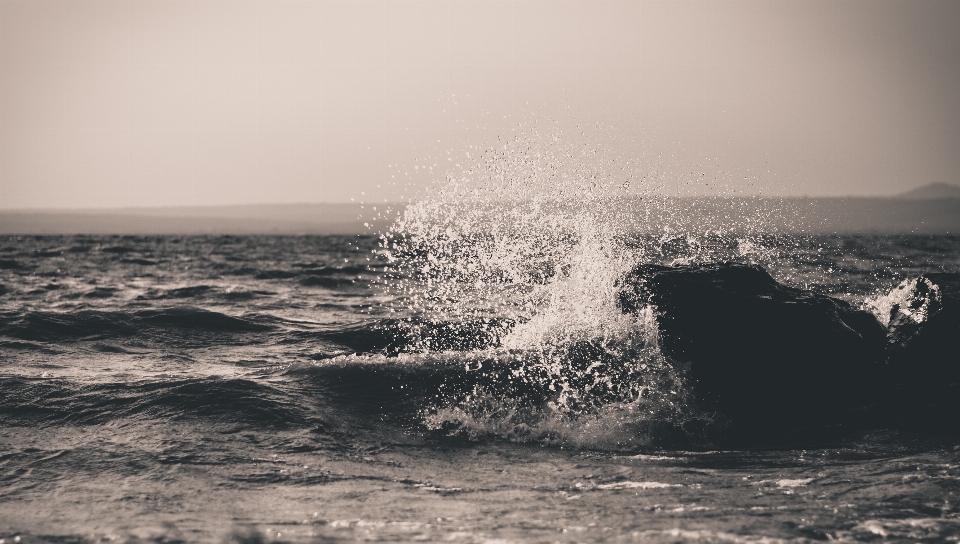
[2,191,959,236]
[895,182,960,200]
[0,203,397,236]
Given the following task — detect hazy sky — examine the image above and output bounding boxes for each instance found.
[1,0,959,208]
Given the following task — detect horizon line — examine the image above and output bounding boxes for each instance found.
[4,193,958,213]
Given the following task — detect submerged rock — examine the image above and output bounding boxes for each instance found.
[877,273,960,423]
[618,263,888,433]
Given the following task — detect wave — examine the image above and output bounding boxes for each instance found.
[136,285,214,300]
[3,133,956,453]
[316,317,515,356]
[288,263,960,448]
[82,287,121,299]
[2,263,955,449]
[120,257,159,265]
[137,307,274,331]
[289,345,710,449]
[299,275,355,288]
[0,376,308,428]
[297,264,369,275]
[356,130,960,447]
[0,307,274,343]
[211,264,377,289]
[254,269,300,280]
[100,245,139,254]
[126,285,279,302]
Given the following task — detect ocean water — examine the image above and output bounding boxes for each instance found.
[1,231,959,543]
[3,135,960,542]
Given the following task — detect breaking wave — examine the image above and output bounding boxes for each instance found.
[344,128,780,447]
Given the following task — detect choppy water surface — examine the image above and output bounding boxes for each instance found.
[1,232,958,543]
[3,136,960,542]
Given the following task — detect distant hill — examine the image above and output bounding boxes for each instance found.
[897,182,960,199]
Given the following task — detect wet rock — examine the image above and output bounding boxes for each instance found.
[618,263,888,432]
[879,273,960,423]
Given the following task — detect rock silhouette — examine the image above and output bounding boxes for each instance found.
[618,263,888,434]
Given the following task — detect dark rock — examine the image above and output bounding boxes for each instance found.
[880,273,960,423]
[618,263,888,433]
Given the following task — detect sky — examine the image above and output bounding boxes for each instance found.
[1,0,959,209]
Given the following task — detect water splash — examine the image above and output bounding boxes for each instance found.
[864,276,942,327]
[380,127,654,349]
[373,127,745,446]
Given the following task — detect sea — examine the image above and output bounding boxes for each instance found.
[3,140,960,542]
